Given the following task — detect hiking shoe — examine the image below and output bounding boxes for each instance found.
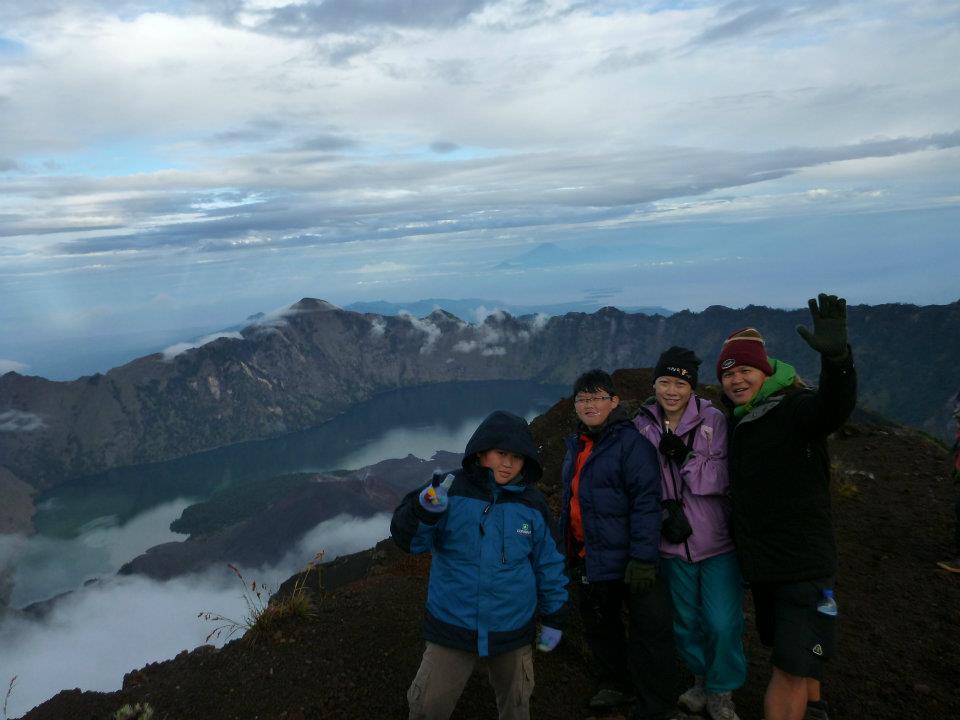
[937,558,960,573]
[804,700,830,720]
[589,687,636,708]
[678,676,706,714]
[706,692,740,720]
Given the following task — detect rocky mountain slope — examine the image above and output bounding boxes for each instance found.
[118,452,461,580]
[2,298,958,535]
[17,369,960,720]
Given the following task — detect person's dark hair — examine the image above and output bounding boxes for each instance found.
[573,369,617,397]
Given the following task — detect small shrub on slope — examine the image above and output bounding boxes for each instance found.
[113,702,155,720]
[199,552,324,645]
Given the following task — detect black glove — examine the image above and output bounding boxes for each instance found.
[796,293,849,361]
[624,559,656,594]
[658,431,688,464]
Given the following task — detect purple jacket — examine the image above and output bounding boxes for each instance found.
[633,396,734,562]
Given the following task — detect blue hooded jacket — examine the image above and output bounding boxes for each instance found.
[391,411,569,657]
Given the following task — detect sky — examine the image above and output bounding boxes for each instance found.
[1,0,959,377]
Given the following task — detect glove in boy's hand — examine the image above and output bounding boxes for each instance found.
[418,473,455,513]
[536,625,562,652]
[797,293,849,361]
[624,559,656,594]
[658,431,688,464]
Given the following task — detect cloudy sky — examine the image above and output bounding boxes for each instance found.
[1,0,958,376]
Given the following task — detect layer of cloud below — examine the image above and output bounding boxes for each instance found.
[0,513,391,718]
[161,331,244,361]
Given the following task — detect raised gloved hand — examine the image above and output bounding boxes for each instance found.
[418,473,455,513]
[796,293,849,361]
[658,431,688,464]
[624,559,657,594]
[536,625,562,652]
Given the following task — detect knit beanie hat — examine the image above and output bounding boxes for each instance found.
[716,327,775,379]
[654,346,700,387]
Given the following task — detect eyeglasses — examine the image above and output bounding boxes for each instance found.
[574,395,613,406]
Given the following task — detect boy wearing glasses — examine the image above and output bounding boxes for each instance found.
[559,370,680,720]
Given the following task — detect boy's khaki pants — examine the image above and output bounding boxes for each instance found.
[407,641,534,720]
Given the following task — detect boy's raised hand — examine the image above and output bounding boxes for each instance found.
[419,472,455,513]
[536,625,562,652]
[796,293,849,361]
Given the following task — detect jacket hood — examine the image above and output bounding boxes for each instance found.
[463,410,543,484]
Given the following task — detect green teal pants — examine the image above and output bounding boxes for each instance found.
[661,551,747,694]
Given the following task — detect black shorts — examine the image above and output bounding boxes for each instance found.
[751,577,837,679]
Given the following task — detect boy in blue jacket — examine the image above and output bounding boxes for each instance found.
[391,410,569,720]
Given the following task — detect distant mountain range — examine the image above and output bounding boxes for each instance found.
[343,297,673,319]
[2,297,958,535]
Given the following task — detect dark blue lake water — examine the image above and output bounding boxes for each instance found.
[12,380,566,607]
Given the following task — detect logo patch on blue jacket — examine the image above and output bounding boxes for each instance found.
[516,522,532,536]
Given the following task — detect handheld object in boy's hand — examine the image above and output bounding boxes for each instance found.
[425,473,454,504]
[420,472,455,512]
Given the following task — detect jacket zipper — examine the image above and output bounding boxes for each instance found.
[480,499,506,564]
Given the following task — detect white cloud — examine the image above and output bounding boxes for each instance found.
[161,331,243,361]
[453,340,478,353]
[0,359,28,375]
[399,311,442,354]
[285,513,390,570]
[0,410,45,432]
[369,317,386,337]
[4,498,195,608]
[473,305,501,323]
[248,306,301,332]
[530,313,550,332]
[451,311,546,354]
[353,261,411,275]
[0,512,390,718]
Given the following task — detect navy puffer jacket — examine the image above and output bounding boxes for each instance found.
[559,410,663,582]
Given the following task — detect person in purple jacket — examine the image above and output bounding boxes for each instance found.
[634,347,746,720]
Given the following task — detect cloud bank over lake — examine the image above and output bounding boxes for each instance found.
[0,513,391,718]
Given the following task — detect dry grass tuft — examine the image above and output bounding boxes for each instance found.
[199,552,325,645]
